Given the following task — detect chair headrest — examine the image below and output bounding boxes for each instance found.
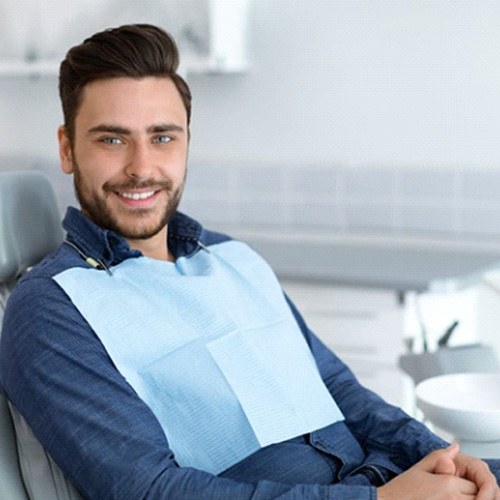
[0,171,64,285]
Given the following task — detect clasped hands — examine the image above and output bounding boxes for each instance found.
[377,443,500,500]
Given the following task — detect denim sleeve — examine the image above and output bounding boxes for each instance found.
[0,277,378,500]
[285,294,448,474]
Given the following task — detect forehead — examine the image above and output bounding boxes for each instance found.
[76,76,187,128]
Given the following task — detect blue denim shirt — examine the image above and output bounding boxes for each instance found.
[0,208,448,499]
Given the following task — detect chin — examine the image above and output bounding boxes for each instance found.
[112,215,169,240]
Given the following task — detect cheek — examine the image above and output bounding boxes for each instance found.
[171,145,188,172]
[158,149,187,182]
[73,160,106,193]
[74,146,118,184]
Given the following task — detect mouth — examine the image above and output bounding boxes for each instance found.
[119,190,157,201]
[114,188,163,207]
[104,179,171,209]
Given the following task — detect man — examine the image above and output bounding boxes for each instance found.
[0,24,499,499]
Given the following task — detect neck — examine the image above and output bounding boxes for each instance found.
[126,227,174,262]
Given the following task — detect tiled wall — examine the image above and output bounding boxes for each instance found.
[181,162,500,241]
[3,159,500,242]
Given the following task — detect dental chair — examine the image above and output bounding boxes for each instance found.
[0,171,82,499]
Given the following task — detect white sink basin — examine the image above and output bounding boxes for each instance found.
[416,373,500,442]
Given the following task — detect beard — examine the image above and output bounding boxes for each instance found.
[72,162,185,240]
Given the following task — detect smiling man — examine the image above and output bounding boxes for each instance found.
[1,24,499,500]
[58,76,188,261]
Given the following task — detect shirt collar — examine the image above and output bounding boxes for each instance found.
[62,207,204,267]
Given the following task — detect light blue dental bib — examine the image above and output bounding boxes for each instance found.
[54,241,344,474]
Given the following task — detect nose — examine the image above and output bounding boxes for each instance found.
[124,140,153,179]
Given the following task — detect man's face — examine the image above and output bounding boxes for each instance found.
[58,76,189,242]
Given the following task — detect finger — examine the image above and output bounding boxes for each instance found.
[447,443,460,459]
[456,476,479,496]
[434,444,460,475]
[419,445,460,474]
[434,453,457,475]
[475,479,500,500]
[432,472,478,497]
[458,458,500,500]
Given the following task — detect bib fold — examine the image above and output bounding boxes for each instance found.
[54,241,344,474]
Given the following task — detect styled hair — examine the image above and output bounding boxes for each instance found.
[59,24,192,143]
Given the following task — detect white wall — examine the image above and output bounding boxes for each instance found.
[0,78,60,161]
[188,0,500,169]
[2,0,500,170]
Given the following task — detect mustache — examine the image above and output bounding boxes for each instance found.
[103,179,171,193]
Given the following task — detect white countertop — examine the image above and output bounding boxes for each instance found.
[230,230,500,291]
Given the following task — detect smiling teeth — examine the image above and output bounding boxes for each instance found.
[121,191,156,200]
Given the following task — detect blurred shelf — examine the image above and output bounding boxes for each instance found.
[0,56,249,78]
[0,60,60,77]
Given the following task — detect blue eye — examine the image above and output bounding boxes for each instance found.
[154,135,172,144]
[103,137,123,145]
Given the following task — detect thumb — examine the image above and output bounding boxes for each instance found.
[434,444,460,476]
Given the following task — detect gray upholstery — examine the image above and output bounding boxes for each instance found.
[0,171,82,499]
[9,404,82,500]
[0,392,28,499]
[0,170,64,285]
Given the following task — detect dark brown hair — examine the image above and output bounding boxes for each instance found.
[59,24,192,143]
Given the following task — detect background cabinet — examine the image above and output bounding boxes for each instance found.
[0,0,250,77]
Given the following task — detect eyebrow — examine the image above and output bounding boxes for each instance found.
[87,123,185,135]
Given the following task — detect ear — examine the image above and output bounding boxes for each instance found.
[58,125,74,174]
